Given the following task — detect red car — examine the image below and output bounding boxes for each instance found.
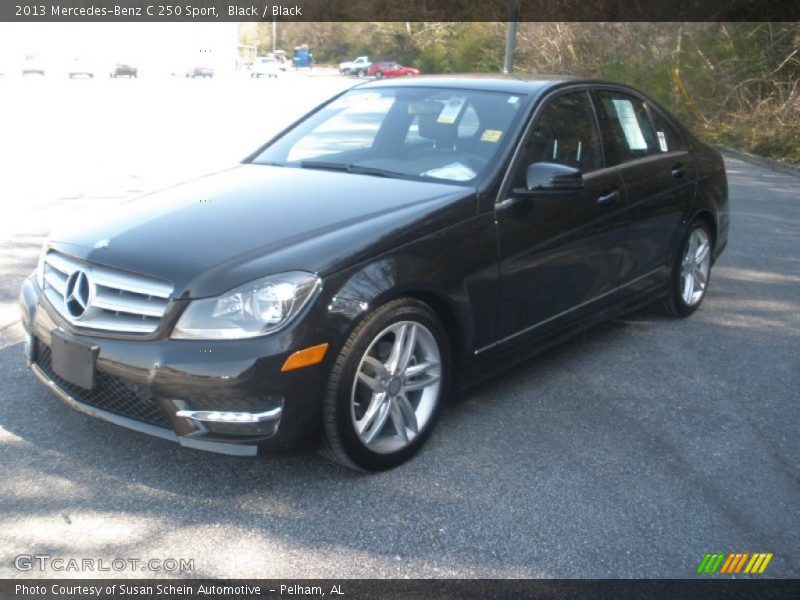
[367,61,420,78]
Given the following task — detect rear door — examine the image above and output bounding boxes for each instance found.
[592,89,696,285]
[494,89,627,344]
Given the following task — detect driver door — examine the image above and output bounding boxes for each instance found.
[495,90,627,343]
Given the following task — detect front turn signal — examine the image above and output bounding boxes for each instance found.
[281,343,329,372]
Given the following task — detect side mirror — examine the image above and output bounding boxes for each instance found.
[524,162,584,192]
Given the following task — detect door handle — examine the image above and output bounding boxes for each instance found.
[596,190,619,206]
[671,163,686,179]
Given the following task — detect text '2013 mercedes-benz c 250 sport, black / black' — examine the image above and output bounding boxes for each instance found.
[19,77,728,471]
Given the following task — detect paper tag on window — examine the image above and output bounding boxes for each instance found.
[480,129,503,143]
[421,162,476,181]
[657,131,668,152]
[437,97,466,124]
[612,99,648,151]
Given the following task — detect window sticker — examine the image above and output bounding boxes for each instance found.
[612,99,648,151]
[437,97,466,124]
[508,96,520,104]
[421,162,476,181]
[657,130,668,152]
[480,129,503,143]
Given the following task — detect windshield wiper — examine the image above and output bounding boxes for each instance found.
[253,160,287,167]
[297,161,411,180]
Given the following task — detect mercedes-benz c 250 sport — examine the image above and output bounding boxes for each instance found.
[20,76,729,471]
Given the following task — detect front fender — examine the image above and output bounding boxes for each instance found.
[323,212,500,365]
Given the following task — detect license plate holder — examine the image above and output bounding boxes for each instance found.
[50,330,98,390]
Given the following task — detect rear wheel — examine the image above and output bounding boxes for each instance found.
[659,220,713,317]
[321,299,450,471]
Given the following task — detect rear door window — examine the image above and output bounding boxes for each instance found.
[594,90,659,165]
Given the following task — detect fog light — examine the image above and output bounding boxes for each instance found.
[175,407,282,423]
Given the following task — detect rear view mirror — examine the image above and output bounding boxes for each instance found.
[525,162,584,191]
[408,101,443,116]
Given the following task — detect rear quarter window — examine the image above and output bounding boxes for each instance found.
[649,109,687,153]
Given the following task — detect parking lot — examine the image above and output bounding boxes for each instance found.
[0,72,798,578]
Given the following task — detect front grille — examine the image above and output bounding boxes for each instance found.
[42,250,173,334]
[36,344,171,428]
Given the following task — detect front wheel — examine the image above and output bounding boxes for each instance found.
[375,71,383,79]
[321,299,450,471]
[659,220,713,317]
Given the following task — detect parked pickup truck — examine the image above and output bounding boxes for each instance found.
[339,56,371,76]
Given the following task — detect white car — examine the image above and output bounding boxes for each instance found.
[339,56,371,76]
[251,55,279,78]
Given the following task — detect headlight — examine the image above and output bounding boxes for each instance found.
[171,272,321,340]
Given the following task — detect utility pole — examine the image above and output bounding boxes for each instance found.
[503,0,518,75]
[272,21,277,52]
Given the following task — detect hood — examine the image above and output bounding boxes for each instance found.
[50,165,474,298]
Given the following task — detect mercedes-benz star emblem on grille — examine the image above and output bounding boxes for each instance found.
[64,270,92,318]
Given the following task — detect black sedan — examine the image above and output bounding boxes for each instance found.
[19,77,729,471]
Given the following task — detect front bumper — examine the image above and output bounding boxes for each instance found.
[19,276,329,456]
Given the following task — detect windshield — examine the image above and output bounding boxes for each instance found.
[251,87,526,185]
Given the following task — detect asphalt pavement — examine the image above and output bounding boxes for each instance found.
[0,73,797,578]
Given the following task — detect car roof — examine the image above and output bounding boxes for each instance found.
[359,74,600,95]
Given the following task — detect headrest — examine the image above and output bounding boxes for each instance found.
[418,113,457,149]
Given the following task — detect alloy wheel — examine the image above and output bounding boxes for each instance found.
[680,227,712,306]
[350,321,442,454]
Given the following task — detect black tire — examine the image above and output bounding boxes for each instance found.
[375,71,383,79]
[321,298,451,471]
[658,219,713,317]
